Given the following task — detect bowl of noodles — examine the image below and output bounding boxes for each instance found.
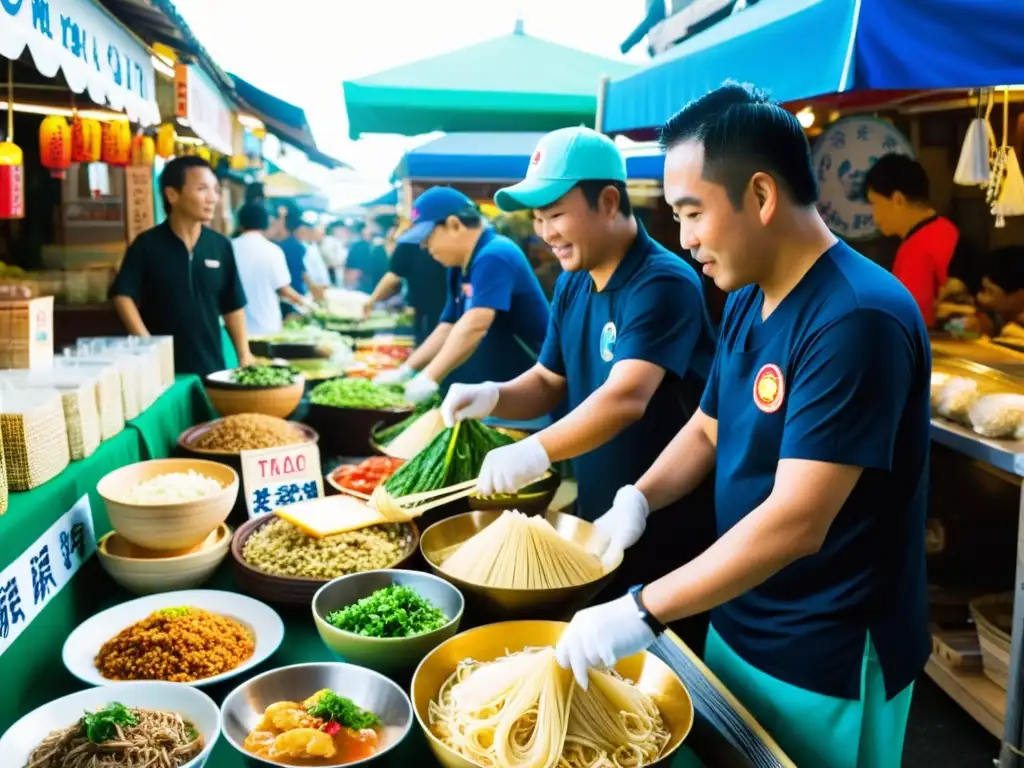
[411,620,694,768]
[1,681,220,768]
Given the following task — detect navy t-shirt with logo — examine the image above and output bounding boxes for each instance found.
[539,221,716,522]
[440,228,549,386]
[701,239,931,700]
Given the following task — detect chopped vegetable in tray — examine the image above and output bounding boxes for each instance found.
[309,378,408,409]
[231,365,299,387]
[325,584,449,638]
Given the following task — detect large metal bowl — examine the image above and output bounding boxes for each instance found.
[410,620,694,768]
[221,662,414,767]
[420,509,622,621]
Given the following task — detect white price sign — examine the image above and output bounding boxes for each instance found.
[240,442,324,519]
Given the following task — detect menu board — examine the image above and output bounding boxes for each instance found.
[124,166,155,245]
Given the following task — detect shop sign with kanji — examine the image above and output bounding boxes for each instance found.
[240,441,324,519]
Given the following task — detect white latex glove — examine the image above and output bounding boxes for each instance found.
[373,363,413,386]
[404,372,439,404]
[476,434,551,496]
[555,594,657,689]
[440,382,500,428]
[594,485,650,567]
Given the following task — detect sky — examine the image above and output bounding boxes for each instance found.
[170,0,648,206]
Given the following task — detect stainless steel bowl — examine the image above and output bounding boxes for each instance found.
[220,662,414,766]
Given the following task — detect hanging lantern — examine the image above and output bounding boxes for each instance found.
[101,120,130,166]
[196,146,211,163]
[156,124,176,158]
[131,134,155,166]
[71,116,102,163]
[39,115,71,179]
[229,154,248,172]
[0,141,24,220]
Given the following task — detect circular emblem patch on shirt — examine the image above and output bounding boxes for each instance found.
[753,363,785,413]
[599,322,617,363]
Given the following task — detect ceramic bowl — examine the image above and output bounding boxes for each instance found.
[204,367,305,419]
[97,522,231,594]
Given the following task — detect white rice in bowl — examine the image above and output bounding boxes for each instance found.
[123,469,223,504]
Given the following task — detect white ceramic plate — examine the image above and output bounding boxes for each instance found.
[62,589,284,688]
[0,681,221,768]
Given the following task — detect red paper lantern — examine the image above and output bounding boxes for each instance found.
[0,142,24,220]
[39,115,71,179]
[71,116,102,163]
[101,121,130,167]
[131,135,155,167]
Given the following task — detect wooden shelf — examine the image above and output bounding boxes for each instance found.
[925,653,1006,738]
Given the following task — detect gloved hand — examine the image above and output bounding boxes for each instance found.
[440,382,500,427]
[373,363,413,386]
[594,485,650,567]
[404,372,439,404]
[476,434,551,496]
[555,594,657,689]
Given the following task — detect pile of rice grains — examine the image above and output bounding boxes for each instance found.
[95,606,255,683]
[191,413,306,453]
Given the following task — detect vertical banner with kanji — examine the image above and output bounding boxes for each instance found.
[125,165,155,245]
[240,442,324,519]
[0,494,96,659]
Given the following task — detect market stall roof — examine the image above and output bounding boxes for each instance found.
[342,21,637,140]
[362,187,399,207]
[392,132,666,182]
[603,0,1024,137]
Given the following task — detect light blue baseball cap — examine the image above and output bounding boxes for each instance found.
[494,127,627,212]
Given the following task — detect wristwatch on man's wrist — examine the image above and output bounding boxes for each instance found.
[628,584,666,634]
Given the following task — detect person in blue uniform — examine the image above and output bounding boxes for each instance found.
[440,127,718,650]
[376,187,549,406]
[553,84,930,768]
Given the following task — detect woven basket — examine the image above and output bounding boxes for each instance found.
[970,593,1013,690]
[59,381,101,460]
[0,391,70,490]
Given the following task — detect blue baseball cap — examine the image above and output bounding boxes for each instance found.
[494,127,627,212]
[398,186,478,245]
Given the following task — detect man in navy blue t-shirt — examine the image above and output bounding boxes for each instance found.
[440,127,718,650]
[376,187,549,405]
[554,85,931,768]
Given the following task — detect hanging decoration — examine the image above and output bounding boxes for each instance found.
[131,134,155,167]
[39,116,72,179]
[954,90,996,187]
[71,115,102,163]
[101,120,131,167]
[156,123,176,159]
[988,88,1024,228]
[196,146,211,163]
[0,60,23,220]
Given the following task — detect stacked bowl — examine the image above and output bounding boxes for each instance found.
[95,458,239,594]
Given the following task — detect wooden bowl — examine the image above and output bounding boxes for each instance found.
[177,419,320,470]
[410,621,693,768]
[204,368,305,419]
[230,514,420,606]
[97,459,239,552]
[97,523,231,594]
[306,401,414,457]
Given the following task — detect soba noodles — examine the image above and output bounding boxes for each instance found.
[428,647,669,768]
[25,703,203,768]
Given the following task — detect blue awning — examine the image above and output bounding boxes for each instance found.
[604,0,1024,136]
[393,132,666,182]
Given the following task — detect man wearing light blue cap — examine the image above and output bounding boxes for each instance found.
[441,126,718,650]
[375,186,550,405]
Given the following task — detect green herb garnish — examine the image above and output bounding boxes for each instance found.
[307,691,380,730]
[154,606,190,619]
[81,702,139,743]
[325,584,449,638]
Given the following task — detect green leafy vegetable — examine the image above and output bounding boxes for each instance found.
[231,365,299,387]
[81,702,139,744]
[310,378,408,409]
[307,691,380,730]
[325,584,449,638]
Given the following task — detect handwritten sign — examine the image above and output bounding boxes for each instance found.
[124,165,154,245]
[240,442,324,519]
[0,494,96,659]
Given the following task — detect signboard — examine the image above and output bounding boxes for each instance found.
[0,494,96,658]
[812,116,914,241]
[125,165,155,245]
[240,442,324,519]
[0,0,159,125]
[174,64,235,155]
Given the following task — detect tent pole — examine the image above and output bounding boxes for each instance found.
[595,75,611,135]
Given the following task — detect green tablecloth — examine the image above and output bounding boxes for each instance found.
[0,375,215,729]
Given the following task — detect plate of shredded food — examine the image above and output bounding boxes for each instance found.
[62,589,285,688]
[2,681,220,768]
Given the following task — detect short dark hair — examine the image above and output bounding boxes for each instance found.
[277,202,303,233]
[575,180,632,217]
[658,82,818,209]
[160,155,213,211]
[446,209,482,228]
[237,202,269,232]
[863,153,929,203]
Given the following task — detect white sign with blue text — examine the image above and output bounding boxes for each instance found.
[0,493,96,659]
[0,0,159,125]
[240,442,324,519]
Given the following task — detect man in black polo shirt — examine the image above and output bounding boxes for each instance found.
[112,156,253,376]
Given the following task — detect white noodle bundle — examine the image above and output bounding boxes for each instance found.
[441,511,604,589]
